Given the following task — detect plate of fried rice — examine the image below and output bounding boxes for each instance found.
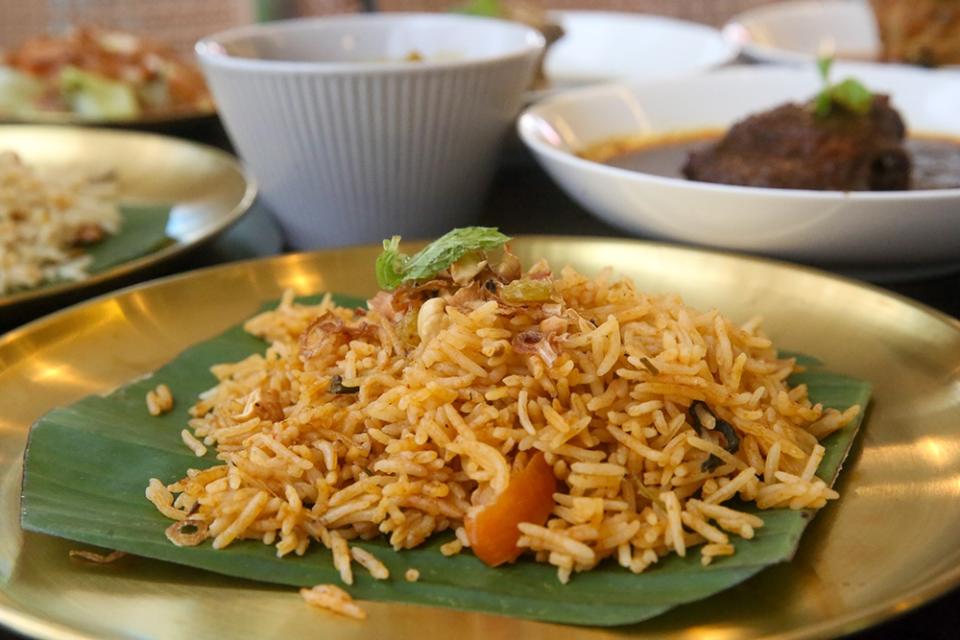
[0,125,254,312]
[3,234,960,639]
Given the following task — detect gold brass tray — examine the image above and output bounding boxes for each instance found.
[0,104,218,128]
[0,125,255,310]
[1,237,959,639]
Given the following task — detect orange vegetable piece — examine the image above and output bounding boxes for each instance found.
[464,452,556,567]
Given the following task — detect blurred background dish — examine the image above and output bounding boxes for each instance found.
[0,125,255,313]
[367,0,779,27]
[871,0,960,67]
[454,4,738,97]
[0,25,214,123]
[726,0,960,66]
[518,63,960,271]
[724,0,880,63]
[0,0,255,128]
[197,13,543,250]
[539,11,738,93]
[452,1,565,89]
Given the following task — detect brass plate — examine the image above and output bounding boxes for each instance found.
[0,125,256,310]
[2,237,959,640]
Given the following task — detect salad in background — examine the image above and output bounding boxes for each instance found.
[0,26,213,121]
[870,0,960,66]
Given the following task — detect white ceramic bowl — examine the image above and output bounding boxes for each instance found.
[518,63,960,269]
[197,14,543,249]
[723,0,879,64]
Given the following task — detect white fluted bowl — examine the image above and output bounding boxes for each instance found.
[197,15,543,249]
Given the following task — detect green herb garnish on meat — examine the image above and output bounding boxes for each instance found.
[813,56,874,118]
[376,227,511,290]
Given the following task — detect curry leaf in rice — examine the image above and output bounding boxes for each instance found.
[328,375,360,394]
[21,276,869,626]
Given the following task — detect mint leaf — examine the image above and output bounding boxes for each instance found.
[374,227,511,290]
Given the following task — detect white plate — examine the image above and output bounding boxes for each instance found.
[518,63,960,269]
[723,0,879,64]
[537,11,738,94]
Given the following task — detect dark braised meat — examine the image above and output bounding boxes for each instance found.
[683,96,911,191]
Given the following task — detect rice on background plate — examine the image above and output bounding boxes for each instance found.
[0,151,120,294]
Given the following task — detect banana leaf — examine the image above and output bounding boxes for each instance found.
[20,295,870,626]
[86,204,172,273]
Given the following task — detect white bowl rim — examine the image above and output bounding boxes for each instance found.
[547,8,740,44]
[548,9,741,73]
[518,66,960,202]
[553,8,741,41]
[196,13,546,75]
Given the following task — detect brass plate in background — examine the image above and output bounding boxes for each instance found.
[0,104,218,128]
[1,237,959,640]
[0,125,256,310]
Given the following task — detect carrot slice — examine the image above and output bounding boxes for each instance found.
[464,452,556,567]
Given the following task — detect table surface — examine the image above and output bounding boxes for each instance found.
[1,120,958,640]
